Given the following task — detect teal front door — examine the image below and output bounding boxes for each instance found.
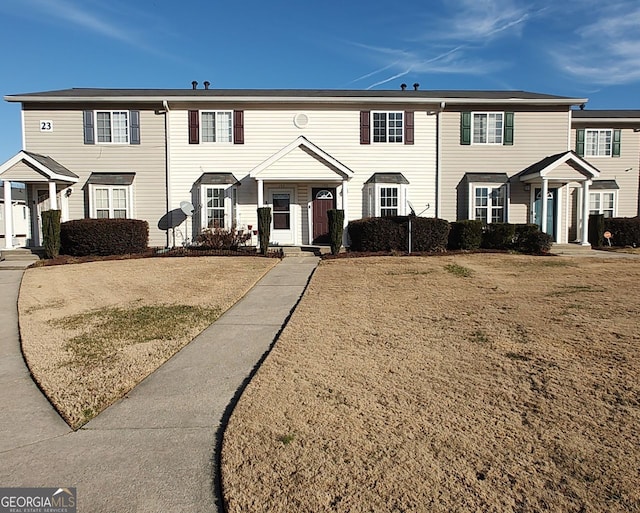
[534,188,557,240]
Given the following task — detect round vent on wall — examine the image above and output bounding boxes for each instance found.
[293,113,309,129]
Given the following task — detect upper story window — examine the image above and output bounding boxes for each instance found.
[460,112,513,146]
[188,110,244,145]
[201,111,233,143]
[360,111,414,145]
[473,113,503,144]
[576,128,621,157]
[83,110,140,145]
[373,112,403,143]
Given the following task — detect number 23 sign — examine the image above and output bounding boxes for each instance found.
[40,120,53,132]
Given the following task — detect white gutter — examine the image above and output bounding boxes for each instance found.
[163,100,171,248]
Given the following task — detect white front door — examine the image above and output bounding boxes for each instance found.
[270,189,295,245]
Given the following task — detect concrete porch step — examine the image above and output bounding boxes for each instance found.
[279,245,331,257]
[550,243,594,255]
[0,248,42,263]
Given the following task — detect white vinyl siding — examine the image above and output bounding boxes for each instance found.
[96,111,129,143]
[473,113,503,144]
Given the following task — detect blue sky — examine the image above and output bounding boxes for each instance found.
[1,0,639,163]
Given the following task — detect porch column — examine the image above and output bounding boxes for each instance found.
[540,178,549,234]
[581,179,591,246]
[257,179,264,207]
[341,179,349,225]
[48,181,58,210]
[3,180,13,249]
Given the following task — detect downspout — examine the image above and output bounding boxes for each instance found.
[163,100,171,248]
[436,101,445,218]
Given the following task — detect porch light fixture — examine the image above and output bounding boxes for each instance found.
[524,185,530,191]
[65,188,73,197]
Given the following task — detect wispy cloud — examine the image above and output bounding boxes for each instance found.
[552,4,640,85]
[350,0,541,88]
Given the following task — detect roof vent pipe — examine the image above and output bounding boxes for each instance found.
[413,83,420,91]
[191,81,198,90]
[204,81,210,90]
[400,83,407,91]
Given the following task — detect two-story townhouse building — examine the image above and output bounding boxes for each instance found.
[1,87,637,251]
[570,110,640,239]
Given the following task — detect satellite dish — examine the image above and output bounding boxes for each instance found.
[407,200,417,216]
[180,201,195,216]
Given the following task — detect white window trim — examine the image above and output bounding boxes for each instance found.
[366,183,408,217]
[468,183,509,223]
[584,128,613,157]
[371,111,404,144]
[589,190,617,217]
[471,112,504,145]
[200,184,237,230]
[95,110,130,144]
[89,184,132,219]
[200,110,233,143]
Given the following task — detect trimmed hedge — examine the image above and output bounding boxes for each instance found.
[603,217,640,247]
[347,216,450,253]
[448,220,483,250]
[41,209,61,259]
[61,218,148,256]
[327,209,345,255]
[589,214,605,247]
[517,230,553,254]
[481,222,516,250]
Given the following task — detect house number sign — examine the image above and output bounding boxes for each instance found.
[40,120,53,132]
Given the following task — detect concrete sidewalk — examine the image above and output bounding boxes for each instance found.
[0,257,319,513]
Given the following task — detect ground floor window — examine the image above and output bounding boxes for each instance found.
[380,187,399,216]
[589,191,616,218]
[363,175,408,217]
[473,185,506,223]
[92,186,130,218]
[205,187,226,228]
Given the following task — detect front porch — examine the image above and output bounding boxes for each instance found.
[0,151,78,249]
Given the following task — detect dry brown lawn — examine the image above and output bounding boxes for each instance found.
[19,256,277,428]
[222,254,640,513]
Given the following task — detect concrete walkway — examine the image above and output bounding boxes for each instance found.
[0,257,319,513]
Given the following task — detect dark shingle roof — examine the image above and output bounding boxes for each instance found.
[364,172,410,185]
[23,151,78,179]
[572,109,640,119]
[5,88,586,105]
[462,173,509,183]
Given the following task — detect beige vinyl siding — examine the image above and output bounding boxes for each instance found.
[169,105,436,243]
[23,104,167,246]
[440,107,571,224]
[571,125,640,217]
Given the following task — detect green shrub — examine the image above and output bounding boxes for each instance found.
[481,222,516,249]
[513,224,539,248]
[41,209,61,259]
[347,216,449,252]
[347,217,401,252]
[257,207,272,255]
[327,209,345,255]
[518,231,553,254]
[61,219,148,256]
[448,220,483,250]
[588,214,605,247]
[195,227,250,250]
[603,217,640,247]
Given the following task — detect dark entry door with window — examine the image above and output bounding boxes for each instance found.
[534,187,557,240]
[312,188,336,243]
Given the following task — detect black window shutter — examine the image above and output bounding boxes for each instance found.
[360,111,371,144]
[503,112,514,145]
[129,110,140,145]
[233,110,244,144]
[404,111,414,145]
[460,112,471,145]
[612,129,621,157]
[83,110,95,145]
[188,110,199,144]
[576,129,585,156]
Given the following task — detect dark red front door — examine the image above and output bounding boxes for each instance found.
[312,188,336,243]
